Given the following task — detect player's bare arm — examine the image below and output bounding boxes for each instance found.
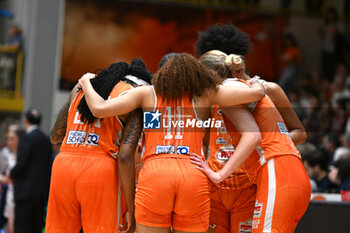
[191,105,261,183]
[210,78,265,107]
[79,73,146,118]
[50,84,80,144]
[264,82,307,145]
[118,108,143,233]
[50,102,69,144]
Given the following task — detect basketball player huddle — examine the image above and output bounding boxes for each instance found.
[47,24,311,233]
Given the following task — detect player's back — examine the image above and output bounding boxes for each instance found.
[60,81,132,157]
[143,88,206,161]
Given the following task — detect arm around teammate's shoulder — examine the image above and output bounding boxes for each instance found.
[264,82,307,145]
[209,78,265,107]
[79,73,146,118]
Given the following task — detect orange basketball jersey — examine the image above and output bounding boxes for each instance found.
[143,88,205,161]
[207,105,253,190]
[222,79,300,182]
[60,81,132,157]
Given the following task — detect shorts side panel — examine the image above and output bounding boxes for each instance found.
[252,156,311,233]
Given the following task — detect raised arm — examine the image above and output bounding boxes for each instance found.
[191,105,261,183]
[78,73,145,118]
[264,82,306,145]
[210,79,265,107]
[50,83,80,144]
[118,109,143,233]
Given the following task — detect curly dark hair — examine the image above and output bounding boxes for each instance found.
[198,50,232,79]
[194,23,252,56]
[152,53,221,102]
[78,59,153,124]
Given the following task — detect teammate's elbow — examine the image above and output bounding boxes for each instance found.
[118,152,133,164]
[91,106,105,118]
[295,130,307,145]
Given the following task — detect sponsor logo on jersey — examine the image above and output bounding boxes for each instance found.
[239,219,252,233]
[216,147,235,161]
[156,145,175,154]
[277,122,290,136]
[144,111,161,129]
[252,219,260,229]
[253,201,263,218]
[216,137,227,144]
[66,130,86,145]
[176,146,190,155]
[86,133,100,146]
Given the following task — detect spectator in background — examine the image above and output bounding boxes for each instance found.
[322,134,341,167]
[10,108,52,233]
[0,24,23,91]
[0,124,18,231]
[3,25,22,51]
[333,133,350,161]
[278,33,301,92]
[303,150,338,193]
[1,129,24,233]
[330,98,347,135]
[319,6,345,81]
[328,157,350,199]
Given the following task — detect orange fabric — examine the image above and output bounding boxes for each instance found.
[209,185,256,233]
[207,105,253,190]
[60,81,132,157]
[135,157,210,232]
[222,80,300,182]
[45,152,119,233]
[252,155,311,233]
[47,81,132,233]
[143,92,205,161]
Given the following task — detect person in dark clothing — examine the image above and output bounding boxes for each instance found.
[329,157,350,191]
[10,108,52,233]
[302,150,338,192]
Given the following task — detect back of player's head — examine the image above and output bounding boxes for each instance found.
[302,150,329,171]
[195,23,252,56]
[152,53,221,102]
[198,50,231,79]
[25,108,41,125]
[158,53,180,69]
[78,60,153,124]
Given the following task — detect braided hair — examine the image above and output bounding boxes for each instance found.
[194,23,252,56]
[77,59,152,124]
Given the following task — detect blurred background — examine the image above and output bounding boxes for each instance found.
[1,0,350,232]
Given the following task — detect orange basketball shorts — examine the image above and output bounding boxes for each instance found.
[252,155,311,233]
[209,184,256,233]
[45,151,120,233]
[135,157,210,232]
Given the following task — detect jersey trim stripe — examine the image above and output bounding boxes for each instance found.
[263,158,276,232]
